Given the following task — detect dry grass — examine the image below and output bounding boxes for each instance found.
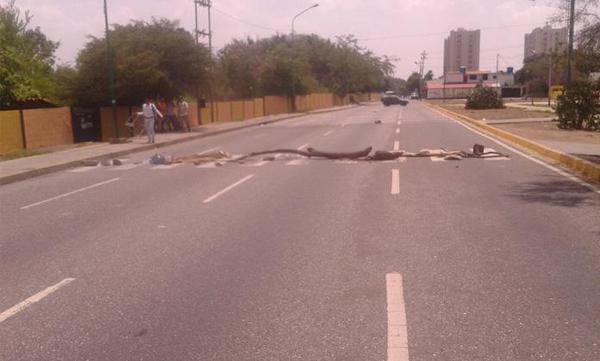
[495,122,600,145]
[434,103,552,120]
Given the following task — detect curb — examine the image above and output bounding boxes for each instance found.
[0,105,359,185]
[424,102,600,182]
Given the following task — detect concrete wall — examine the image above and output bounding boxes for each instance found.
[264,96,291,116]
[216,101,232,123]
[100,106,133,141]
[23,107,73,149]
[188,101,199,128]
[253,98,264,118]
[231,101,245,121]
[0,91,368,154]
[243,101,254,120]
[0,110,24,153]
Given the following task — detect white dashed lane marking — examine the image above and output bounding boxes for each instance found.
[386,273,409,361]
[21,178,120,210]
[0,278,76,324]
[391,169,400,194]
[202,174,254,203]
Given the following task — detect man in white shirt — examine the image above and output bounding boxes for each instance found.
[177,97,190,132]
[138,98,163,143]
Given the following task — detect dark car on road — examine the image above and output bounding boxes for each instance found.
[381,91,408,106]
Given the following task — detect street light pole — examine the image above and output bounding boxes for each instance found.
[548,52,553,106]
[566,0,575,87]
[103,0,119,140]
[291,3,319,37]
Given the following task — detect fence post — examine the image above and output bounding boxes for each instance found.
[19,109,27,149]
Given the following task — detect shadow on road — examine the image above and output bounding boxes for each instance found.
[507,178,599,207]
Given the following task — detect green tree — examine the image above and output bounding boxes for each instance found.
[424,70,434,81]
[555,80,600,130]
[214,33,391,100]
[405,72,421,93]
[73,19,210,106]
[0,0,59,105]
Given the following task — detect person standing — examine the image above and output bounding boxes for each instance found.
[138,98,162,144]
[166,100,178,131]
[178,97,190,132]
[156,97,167,132]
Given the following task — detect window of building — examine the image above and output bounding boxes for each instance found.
[469,74,477,80]
[482,74,488,80]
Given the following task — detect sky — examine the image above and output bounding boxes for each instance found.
[9,0,566,78]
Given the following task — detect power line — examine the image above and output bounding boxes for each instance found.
[211,6,280,32]
[356,22,547,41]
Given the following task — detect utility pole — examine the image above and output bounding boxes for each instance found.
[103,0,119,140]
[195,0,214,122]
[496,53,499,79]
[566,0,575,87]
[418,51,427,100]
[442,63,446,102]
[548,52,552,106]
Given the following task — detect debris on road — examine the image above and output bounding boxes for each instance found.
[82,160,99,167]
[374,120,382,124]
[150,154,174,165]
[167,143,509,167]
[174,150,232,165]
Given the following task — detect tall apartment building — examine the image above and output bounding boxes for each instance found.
[524,25,567,60]
[443,28,480,72]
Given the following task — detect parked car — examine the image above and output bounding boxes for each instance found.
[381,91,408,106]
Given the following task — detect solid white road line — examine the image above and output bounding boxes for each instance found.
[393,141,400,152]
[391,169,400,194]
[432,107,600,194]
[286,159,307,166]
[108,163,140,170]
[323,130,334,136]
[430,157,445,162]
[151,163,183,170]
[202,174,254,203]
[386,273,409,361]
[21,178,120,210]
[0,278,76,324]
[197,147,220,155]
[68,165,99,173]
[396,128,400,134]
[243,160,269,167]
[297,143,309,151]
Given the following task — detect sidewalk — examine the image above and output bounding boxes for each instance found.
[0,104,359,185]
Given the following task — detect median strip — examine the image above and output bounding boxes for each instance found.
[425,102,600,183]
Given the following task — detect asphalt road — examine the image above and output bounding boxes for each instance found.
[1,102,599,361]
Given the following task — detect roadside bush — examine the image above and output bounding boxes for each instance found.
[555,80,600,130]
[465,86,504,109]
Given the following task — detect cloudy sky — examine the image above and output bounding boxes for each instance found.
[11,0,566,78]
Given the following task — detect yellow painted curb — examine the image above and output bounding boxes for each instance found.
[424,102,600,182]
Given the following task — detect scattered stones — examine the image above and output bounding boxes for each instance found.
[82,160,99,167]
